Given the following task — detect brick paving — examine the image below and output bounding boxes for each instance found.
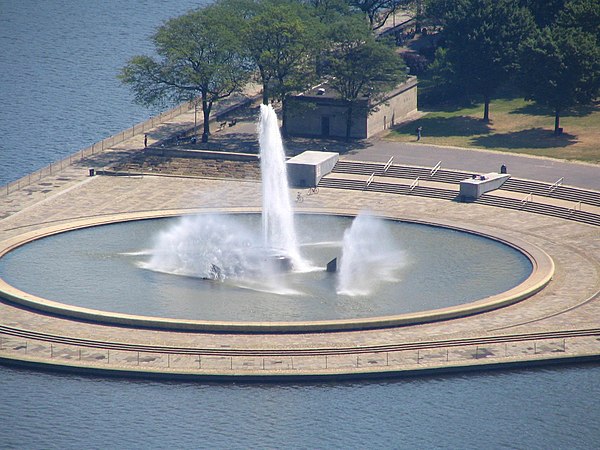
[0,102,599,380]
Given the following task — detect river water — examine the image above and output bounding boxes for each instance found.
[0,0,203,186]
[0,1,599,449]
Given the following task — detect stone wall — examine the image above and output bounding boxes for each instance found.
[284,77,418,139]
[367,77,418,138]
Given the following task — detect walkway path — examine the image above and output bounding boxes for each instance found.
[0,101,599,381]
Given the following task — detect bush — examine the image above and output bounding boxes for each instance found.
[402,51,430,76]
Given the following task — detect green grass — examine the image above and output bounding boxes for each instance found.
[386,98,600,164]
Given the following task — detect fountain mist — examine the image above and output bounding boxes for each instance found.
[337,213,406,296]
[142,104,305,284]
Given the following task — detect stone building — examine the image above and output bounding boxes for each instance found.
[283,76,417,139]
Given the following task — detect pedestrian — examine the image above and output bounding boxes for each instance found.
[144,134,148,148]
[416,126,422,141]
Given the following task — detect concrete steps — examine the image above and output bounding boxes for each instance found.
[333,160,600,207]
[322,160,600,228]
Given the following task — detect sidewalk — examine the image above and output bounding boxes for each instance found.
[0,95,599,380]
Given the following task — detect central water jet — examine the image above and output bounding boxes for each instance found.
[258,104,303,269]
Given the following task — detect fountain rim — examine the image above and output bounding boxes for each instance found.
[0,207,554,333]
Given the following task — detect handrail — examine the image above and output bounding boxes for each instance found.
[1,100,198,196]
[1,91,261,197]
[569,201,582,213]
[430,161,442,177]
[521,193,533,205]
[383,156,394,173]
[366,173,375,188]
[409,177,420,191]
[549,177,564,193]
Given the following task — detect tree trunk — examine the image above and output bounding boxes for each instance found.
[483,95,490,123]
[201,96,211,143]
[258,67,269,105]
[345,104,353,141]
[281,95,287,137]
[554,108,561,135]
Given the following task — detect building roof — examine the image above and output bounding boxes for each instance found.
[291,76,417,105]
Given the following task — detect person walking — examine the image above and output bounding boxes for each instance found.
[416,126,422,141]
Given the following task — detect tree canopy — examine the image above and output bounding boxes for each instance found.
[234,0,323,105]
[119,3,251,142]
[349,0,411,30]
[428,0,535,121]
[324,16,407,138]
[518,17,600,133]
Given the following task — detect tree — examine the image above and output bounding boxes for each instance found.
[556,0,600,41]
[324,17,407,138]
[518,25,600,134]
[518,0,566,27]
[349,0,412,30]
[423,0,469,28]
[239,0,322,106]
[431,0,535,122]
[119,3,251,143]
[302,0,352,23]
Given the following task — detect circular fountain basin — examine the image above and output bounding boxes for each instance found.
[0,212,542,331]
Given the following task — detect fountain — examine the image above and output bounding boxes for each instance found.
[140,104,410,295]
[0,105,534,325]
[258,104,303,269]
[142,104,305,282]
[337,213,406,296]
[137,104,313,297]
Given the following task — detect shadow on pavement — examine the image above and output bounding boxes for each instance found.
[393,115,492,137]
[472,128,578,150]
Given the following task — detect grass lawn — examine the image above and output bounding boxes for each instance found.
[385,98,600,164]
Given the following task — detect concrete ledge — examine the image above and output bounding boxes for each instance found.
[287,151,339,187]
[3,351,598,383]
[0,208,554,333]
[460,173,510,200]
[145,147,259,161]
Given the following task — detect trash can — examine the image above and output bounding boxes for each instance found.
[89,168,95,177]
[500,164,507,174]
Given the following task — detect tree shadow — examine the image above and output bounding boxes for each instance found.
[472,128,578,149]
[511,101,599,118]
[420,102,472,113]
[283,136,371,156]
[216,104,260,122]
[394,115,492,137]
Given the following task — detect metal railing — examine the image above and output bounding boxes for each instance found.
[430,161,442,177]
[521,193,533,205]
[365,172,375,189]
[383,156,394,173]
[409,177,420,191]
[0,333,576,371]
[2,100,196,196]
[549,177,564,193]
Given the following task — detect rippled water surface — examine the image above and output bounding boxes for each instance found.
[0,215,532,321]
[1,364,600,449]
[0,0,205,185]
[1,2,599,449]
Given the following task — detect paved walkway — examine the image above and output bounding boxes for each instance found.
[0,102,599,380]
